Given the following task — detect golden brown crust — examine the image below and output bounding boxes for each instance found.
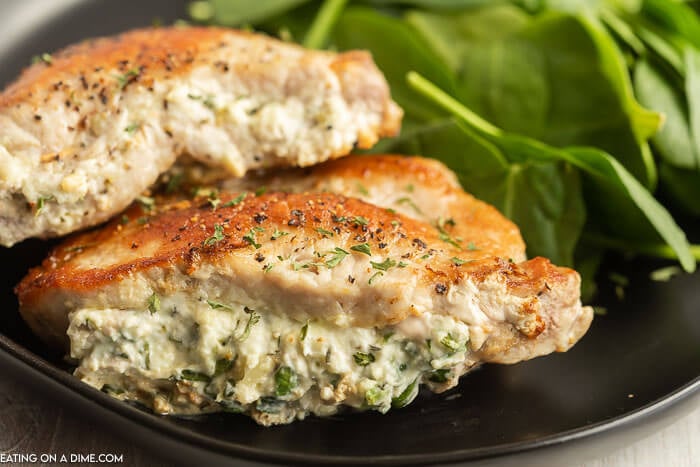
[294,154,526,261]
[0,27,400,139]
[212,154,526,261]
[17,191,573,323]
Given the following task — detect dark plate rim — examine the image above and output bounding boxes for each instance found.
[2,331,698,465]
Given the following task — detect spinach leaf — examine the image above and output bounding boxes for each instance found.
[634,58,698,169]
[407,9,660,187]
[384,116,585,266]
[659,163,700,216]
[641,0,700,50]
[684,46,700,166]
[408,72,695,272]
[303,0,348,48]
[333,7,457,122]
[367,0,508,9]
[189,0,311,26]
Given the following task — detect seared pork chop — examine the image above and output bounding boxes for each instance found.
[0,26,401,246]
[214,154,527,262]
[16,191,592,425]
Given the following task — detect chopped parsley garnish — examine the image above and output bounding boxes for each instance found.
[440,334,464,353]
[467,242,479,251]
[32,53,52,65]
[124,122,140,134]
[368,271,383,285]
[395,197,423,214]
[350,243,371,256]
[263,263,274,273]
[203,224,225,246]
[120,215,130,225]
[391,379,419,408]
[208,191,221,210]
[353,216,369,226]
[452,257,467,266]
[300,321,309,341]
[370,258,397,271]
[239,307,260,341]
[315,227,334,238]
[429,369,450,383]
[243,226,264,249]
[274,366,297,396]
[180,369,211,383]
[356,183,369,196]
[437,217,456,229]
[437,226,462,249]
[271,229,289,240]
[398,261,408,268]
[34,195,54,216]
[137,216,150,225]
[353,352,375,366]
[207,300,234,312]
[405,183,415,193]
[332,215,347,223]
[116,68,140,89]
[325,247,349,268]
[147,293,160,314]
[222,192,247,207]
[255,186,267,196]
[391,220,400,227]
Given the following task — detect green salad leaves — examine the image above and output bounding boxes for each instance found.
[190,0,700,297]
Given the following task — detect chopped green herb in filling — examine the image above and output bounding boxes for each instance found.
[275,366,297,396]
[68,296,475,423]
[353,352,375,366]
[147,293,160,314]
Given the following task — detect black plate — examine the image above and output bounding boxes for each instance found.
[1,1,699,465]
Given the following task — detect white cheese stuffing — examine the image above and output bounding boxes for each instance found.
[67,294,478,425]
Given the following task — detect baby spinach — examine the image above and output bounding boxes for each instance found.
[189,0,311,25]
[407,8,660,187]
[408,72,695,272]
[333,7,457,122]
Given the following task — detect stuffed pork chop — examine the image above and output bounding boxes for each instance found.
[16,191,592,425]
[170,154,527,262]
[0,26,401,247]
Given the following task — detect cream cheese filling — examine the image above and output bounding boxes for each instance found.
[67,293,477,425]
